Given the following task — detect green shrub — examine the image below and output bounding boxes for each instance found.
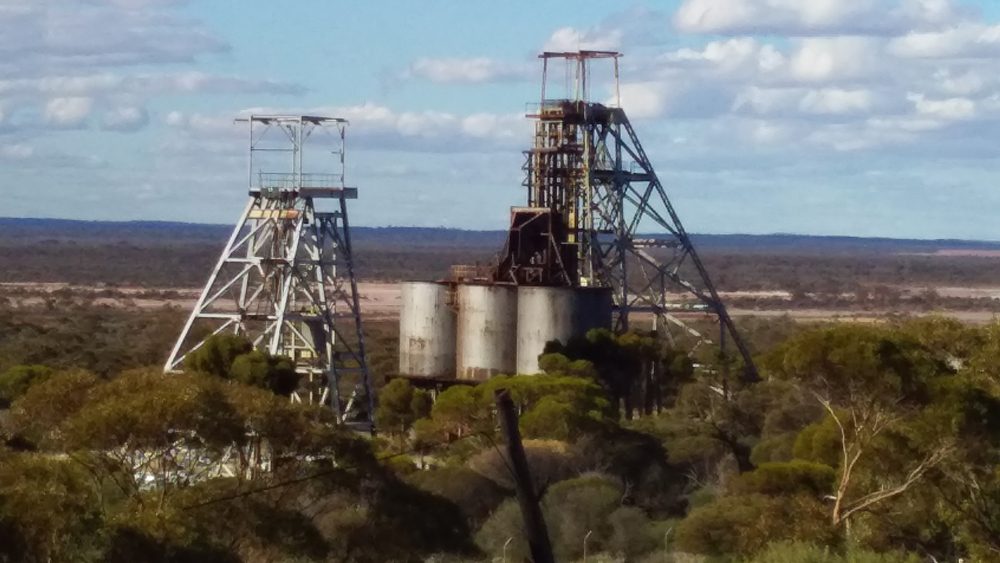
[676,495,836,558]
[792,417,842,467]
[543,474,623,562]
[408,466,509,528]
[0,365,53,402]
[475,500,528,562]
[686,486,718,510]
[750,433,797,465]
[746,541,920,563]
[735,461,835,498]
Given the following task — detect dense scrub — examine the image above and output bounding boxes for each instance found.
[4,296,1000,560]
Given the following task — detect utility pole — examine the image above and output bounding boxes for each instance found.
[494,389,555,563]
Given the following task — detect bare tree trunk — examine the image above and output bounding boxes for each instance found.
[495,388,555,563]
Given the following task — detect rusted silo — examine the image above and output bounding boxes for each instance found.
[456,284,518,381]
[516,286,613,375]
[398,282,456,379]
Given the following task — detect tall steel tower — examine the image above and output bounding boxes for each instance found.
[495,52,758,381]
[164,115,375,427]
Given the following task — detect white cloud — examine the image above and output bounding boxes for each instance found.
[731,87,879,118]
[604,1,1000,162]
[0,2,301,135]
[165,103,531,154]
[732,86,801,116]
[10,0,1000,238]
[734,118,798,145]
[0,71,302,133]
[101,105,149,132]
[490,0,1000,166]
[788,37,882,82]
[657,38,788,89]
[617,82,669,118]
[888,23,1000,58]
[0,2,226,75]
[0,72,301,99]
[163,72,303,95]
[544,26,622,51]
[804,124,878,151]
[460,113,524,141]
[401,58,532,84]
[322,104,528,148]
[163,110,185,127]
[0,143,33,160]
[899,0,964,26]
[934,69,987,96]
[394,8,667,89]
[675,0,879,35]
[799,88,874,115]
[908,93,976,120]
[668,38,784,74]
[674,0,759,35]
[674,0,963,36]
[44,96,94,127]
[161,111,236,135]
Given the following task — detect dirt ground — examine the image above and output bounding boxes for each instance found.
[4,282,999,325]
[0,282,403,318]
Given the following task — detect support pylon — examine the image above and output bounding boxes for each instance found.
[516,52,758,381]
[164,115,375,428]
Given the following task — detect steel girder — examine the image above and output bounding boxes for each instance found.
[527,102,759,382]
[164,116,375,429]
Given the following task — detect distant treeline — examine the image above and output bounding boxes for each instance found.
[5,218,1000,289]
[5,217,1000,254]
[6,243,1000,291]
[0,242,497,286]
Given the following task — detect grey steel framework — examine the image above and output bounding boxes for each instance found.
[523,52,759,381]
[164,115,375,427]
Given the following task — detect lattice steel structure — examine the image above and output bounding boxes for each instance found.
[164,115,375,427]
[518,51,758,381]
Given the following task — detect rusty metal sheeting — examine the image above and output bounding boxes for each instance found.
[449,264,494,284]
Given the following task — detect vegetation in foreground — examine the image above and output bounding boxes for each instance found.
[3,299,1000,561]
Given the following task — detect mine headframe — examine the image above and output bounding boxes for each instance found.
[513,51,759,382]
[164,116,375,430]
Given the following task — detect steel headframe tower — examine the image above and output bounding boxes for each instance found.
[164,115,375,428]
[521,51,759,381]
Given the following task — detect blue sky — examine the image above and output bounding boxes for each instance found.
[3,0,1000,240]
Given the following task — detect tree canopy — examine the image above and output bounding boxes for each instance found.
[3,319,1000,561]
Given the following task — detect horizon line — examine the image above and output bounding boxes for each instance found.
[3,216,1000,245]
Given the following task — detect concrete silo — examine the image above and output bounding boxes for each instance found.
[456,284,518,382]
[516,286,613,375]
[398,282,457,379]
